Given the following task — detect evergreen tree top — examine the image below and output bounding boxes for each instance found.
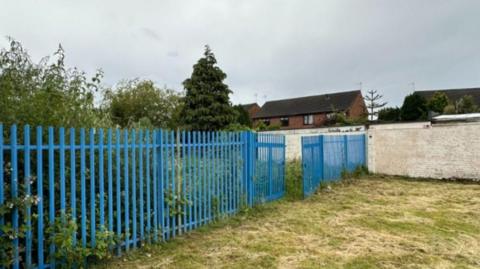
[181,45,236,130]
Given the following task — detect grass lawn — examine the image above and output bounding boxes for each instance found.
[95,176,480,269]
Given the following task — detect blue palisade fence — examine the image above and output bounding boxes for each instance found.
[302,133,366,197]
[0,124,285,268]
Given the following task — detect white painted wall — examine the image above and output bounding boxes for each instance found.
[266,122,480,180]
[367,121,480,180]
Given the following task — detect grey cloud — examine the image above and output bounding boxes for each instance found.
[1,0,479,107]
[141,27,162,41]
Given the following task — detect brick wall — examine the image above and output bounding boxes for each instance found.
[347,93,367,118]
[247,104,261,119]
[368,122,480,180]
[256,113,329,130]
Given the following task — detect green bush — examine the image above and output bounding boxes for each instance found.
[378,107,401,121]
[224,123,252,131]
[285,160,303,200]
[427,92,450,113]
[47,213,116,269]
[443,104,456,114]
[103,79,183,129]
[0,38,110,128]
[400,93,428,121]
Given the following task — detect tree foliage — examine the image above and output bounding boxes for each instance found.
[427,92,449,113]
[364,89,387,121]
[233,105,252,127]
[103,79,183,129]
[378,107,401,121]
[400,93,428,121]
[0,38,109,128]
[443,104,456,114]
[181,45,236,131]
[456,95,477,114]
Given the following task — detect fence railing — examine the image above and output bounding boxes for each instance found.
[301,133,366,197]
[0,124,286,269]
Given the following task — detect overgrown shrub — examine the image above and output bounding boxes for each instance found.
[103,79,183,129]
[224,123,251,131]
[285,160,303,200]
[0,38,111,128]
[378,107,401,121]
[254,122,281,131]
[46,213,116,269]
[0,165,39,267]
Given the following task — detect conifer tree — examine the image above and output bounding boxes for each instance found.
[181,45,236,130]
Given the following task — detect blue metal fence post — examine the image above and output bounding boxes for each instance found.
[343,135,348,171]
[123,130,129,250]
[320,135,325,182]
[151,130,158,242]
[182,131,187,232]
[36,126,45,267]
[70,128,77,247]
[24,125,32,267]
[243,132,253,207]
[158,130,165,241]
[131,129,137,248]
[0,125,3,232]
[48,126,56,268]
[89,128,96,249]
[139,130,144,241]
[59,127,66,221]
[145,130,151,241]
[268,135,273,199]
[115,129,122,255]
[80,128,87,248]
[11,125,19,269]
[251,132,256,205]
[99,129,105,229]
[301,136,306,197]
[107,129,113,234]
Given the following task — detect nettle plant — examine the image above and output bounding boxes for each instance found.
[46,213,116,269]
[0,162,40,267]
[0,161,118,268]
[164,189,191,217]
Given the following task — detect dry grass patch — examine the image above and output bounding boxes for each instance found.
[95,177,480,269]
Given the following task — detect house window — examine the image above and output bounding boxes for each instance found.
[326,113,336,120]
[280,117,289,127]
[303,115,313,125]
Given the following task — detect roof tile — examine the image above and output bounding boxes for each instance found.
[254,90,361,118]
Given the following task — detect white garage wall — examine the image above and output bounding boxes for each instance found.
[367,121,480,180]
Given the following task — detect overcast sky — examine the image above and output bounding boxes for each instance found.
[1,0,479,106]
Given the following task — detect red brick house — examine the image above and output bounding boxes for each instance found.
[241,103,261,119]
[253,90,367,130]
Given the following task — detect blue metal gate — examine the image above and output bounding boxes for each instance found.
[251,133,286,204]
[302,133,366,197]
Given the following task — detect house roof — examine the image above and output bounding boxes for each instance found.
[241,103,259,111]
[415,87,480,104]
[253,90,362,119]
